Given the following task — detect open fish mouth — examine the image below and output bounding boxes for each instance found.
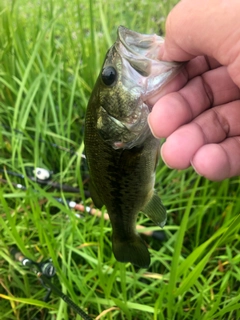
[117,26,159,78]
[118,26,162,60]
[115,26,182,101]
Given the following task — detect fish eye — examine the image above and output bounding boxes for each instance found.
[101,66,117,86]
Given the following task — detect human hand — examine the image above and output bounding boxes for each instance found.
[148,0,240,181]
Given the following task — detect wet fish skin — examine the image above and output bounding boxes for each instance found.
[84,26,182,268]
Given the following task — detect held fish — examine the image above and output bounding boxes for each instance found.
[84,26,182,268]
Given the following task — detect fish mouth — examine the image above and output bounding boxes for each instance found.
[116,26,158,77]
[117,26,160,59]
[116,26,182,102]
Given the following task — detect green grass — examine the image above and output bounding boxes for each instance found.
[0,0,240,319]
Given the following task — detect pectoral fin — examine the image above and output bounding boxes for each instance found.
[142,191,167,228]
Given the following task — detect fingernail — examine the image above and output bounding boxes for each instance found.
[190,160,203,177]
[160,143,174,169]
[148,114,159,139]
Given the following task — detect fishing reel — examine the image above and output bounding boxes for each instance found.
[25,166,52,181]
[10,247,92,319]
[10,247,56,278]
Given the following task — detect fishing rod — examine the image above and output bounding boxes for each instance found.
[2,168,165,318]
[0,176,165,241]
[56,198,165,240]
[0,166,84,193]
[10,247,92,320]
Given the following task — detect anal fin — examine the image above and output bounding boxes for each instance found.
[142,191,167,228]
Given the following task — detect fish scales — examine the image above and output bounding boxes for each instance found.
[84,26,182,268]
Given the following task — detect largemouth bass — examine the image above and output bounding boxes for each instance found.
[84,26,182,268]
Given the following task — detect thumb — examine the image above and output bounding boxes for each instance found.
[159,41,194,62]
[159,0,240,88]
[159,0,239,64]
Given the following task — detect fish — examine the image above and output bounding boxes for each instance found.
[84,26,182,268]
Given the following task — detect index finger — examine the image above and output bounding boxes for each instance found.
[148,56,220,106]
[148,66,240,138]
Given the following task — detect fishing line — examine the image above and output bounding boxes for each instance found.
[10,247,92,320]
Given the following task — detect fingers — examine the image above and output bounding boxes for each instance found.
[191,138,240,180]
[186,56,220,79]
[160,122,206,170]
[160,100,240,179]
[148,76,213,138]
[148,66,240,138]
[148,56,220,106]
[153,0,240,180]
[147,67,188,106]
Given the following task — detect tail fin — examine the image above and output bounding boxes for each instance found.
[112,233,150,268]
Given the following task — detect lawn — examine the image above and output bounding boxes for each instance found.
[0,0,239,319]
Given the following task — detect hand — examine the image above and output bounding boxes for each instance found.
[148,0,240,181]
